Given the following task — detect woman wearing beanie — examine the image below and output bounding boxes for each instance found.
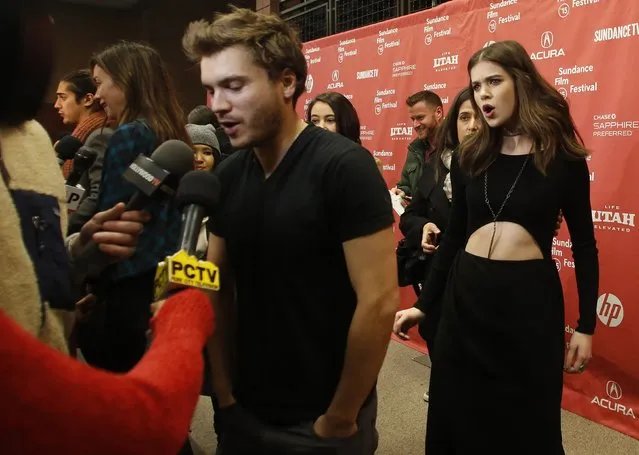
[187,123,221,173]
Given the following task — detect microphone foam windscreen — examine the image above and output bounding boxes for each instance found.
[151,140,197,178]
[175,170,221,212]
[55,135,83,160]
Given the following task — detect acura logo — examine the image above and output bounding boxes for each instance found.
[305,75,314,93]
[606,381,623,400]
[542,31,554,49]
[331,70,340,82]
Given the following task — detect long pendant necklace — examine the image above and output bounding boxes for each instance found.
[483,154,531,259]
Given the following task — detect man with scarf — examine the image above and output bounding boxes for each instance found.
[54,69,113,233]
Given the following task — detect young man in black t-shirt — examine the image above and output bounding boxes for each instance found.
[183,9,399,454]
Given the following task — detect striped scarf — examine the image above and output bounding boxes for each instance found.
[62,111,107,179]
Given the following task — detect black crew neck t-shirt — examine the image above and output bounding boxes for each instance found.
[208,125,394,425]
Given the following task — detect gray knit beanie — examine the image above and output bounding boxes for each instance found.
[186,123,220,152]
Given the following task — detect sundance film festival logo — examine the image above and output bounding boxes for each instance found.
[305,53,321,67]
[373,88,397,116]
[591,380,636,420]
[597,293,624,328]
[558,3,570,18]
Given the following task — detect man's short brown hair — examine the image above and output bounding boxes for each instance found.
[406,90,443,109]
[183,7,308,106]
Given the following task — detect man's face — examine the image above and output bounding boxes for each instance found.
[54,82,89,125]
[200,45,287,150]
[408,101,443,141]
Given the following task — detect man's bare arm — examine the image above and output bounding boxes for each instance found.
[205,233,236,408]
[325,226,399,422]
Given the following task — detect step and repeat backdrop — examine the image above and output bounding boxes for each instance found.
[297,0,639,440]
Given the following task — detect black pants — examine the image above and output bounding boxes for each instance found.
[77,268,155,372]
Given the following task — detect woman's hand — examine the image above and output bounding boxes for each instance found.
[72,203,151,259]
[564,331,592,374]
[393,307,426,340]
[421,223,441,254]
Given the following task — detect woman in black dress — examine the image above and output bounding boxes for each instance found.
[395,40,598,454]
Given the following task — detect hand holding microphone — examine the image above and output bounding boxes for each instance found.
[65,149,98,212]
[71,140,194,276]
[154,170,221,300]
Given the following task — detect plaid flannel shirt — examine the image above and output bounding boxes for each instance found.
[96,120,180,280]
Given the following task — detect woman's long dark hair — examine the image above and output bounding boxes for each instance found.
[430,87,474,182]
[90,41,189,144]
[307,92,361,144]
[459,40,588,177]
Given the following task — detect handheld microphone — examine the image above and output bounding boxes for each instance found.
[176,170,221,255]
[65,149,97,212]
[74,140,193,279]
[55,135,82,166]
[123,140,195,211]
[66,149,97,186]
[154,170,222,299]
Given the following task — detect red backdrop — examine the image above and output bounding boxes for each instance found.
[297,0,639,440]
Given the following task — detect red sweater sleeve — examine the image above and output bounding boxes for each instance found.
[0,288,214,455]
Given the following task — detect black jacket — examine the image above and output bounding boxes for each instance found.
[399,156,451,252]
[398,155,452,351]
[67,127,113,234]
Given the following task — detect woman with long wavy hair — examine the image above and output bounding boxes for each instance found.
[76,41,190,373]
[395,40,598,453]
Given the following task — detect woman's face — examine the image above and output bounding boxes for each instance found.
[93,65,126,121]
[194,144,215,171]
[456,99,480,143]
[470,60,517,129]
[309,101,337,133]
